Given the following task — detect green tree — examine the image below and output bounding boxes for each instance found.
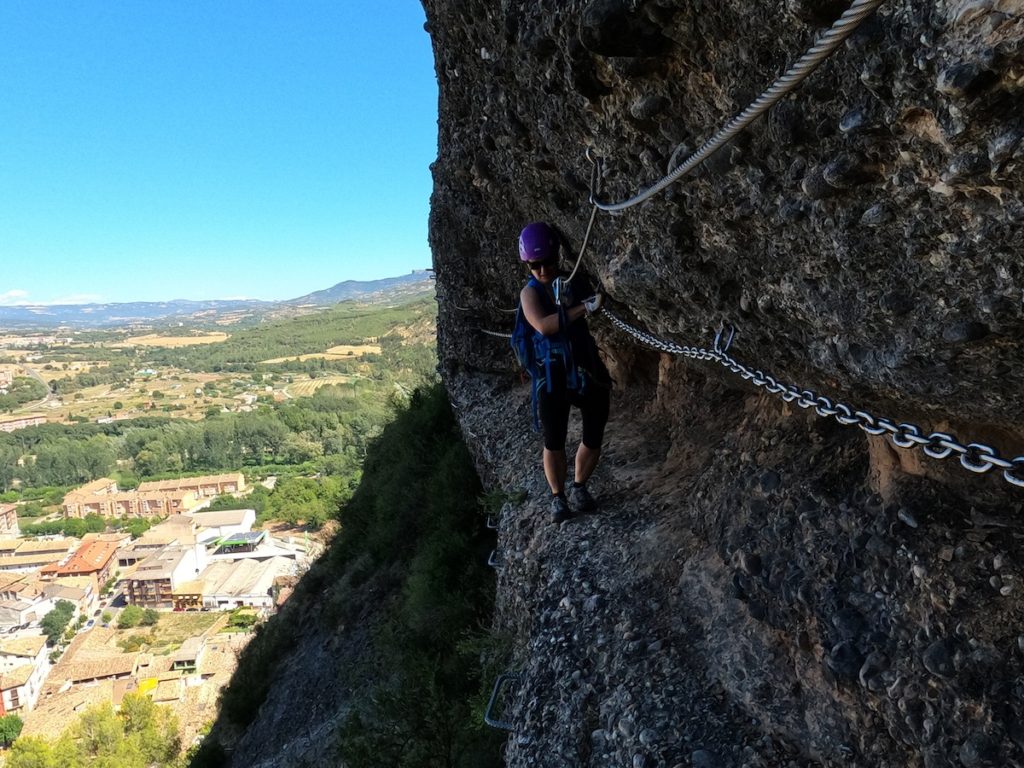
[7,735,57,767]
[75,704,122,757]
[0,446,18,493]
[0,714,24,746]
[7,694,179,767]
[140,609,159,627]
[117,605,143,629]
[40,601,75,646]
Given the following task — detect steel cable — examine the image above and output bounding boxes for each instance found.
[593,0,887,211]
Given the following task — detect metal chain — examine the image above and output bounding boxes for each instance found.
[476,327,513,340]
[599,308,1024,489]
[593,0,887,211]
[450,301,517,315]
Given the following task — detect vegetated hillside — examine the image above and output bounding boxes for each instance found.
[2,296,440,542]
[193,384,503,768]
[141,296,436,372]
[0,376,48,412]
[425,1,1024,767]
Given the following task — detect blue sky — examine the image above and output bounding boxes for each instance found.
[0,3,438,305]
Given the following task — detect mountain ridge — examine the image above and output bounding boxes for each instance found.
[0,270,433,329]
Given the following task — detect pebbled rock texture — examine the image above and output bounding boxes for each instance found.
[426,0,1024,432]
[425,1,1024,767]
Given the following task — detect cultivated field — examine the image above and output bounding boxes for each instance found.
[115,332,230,348]
[284,374,356,397]
[53,369,247,421]
[261,342,380,364]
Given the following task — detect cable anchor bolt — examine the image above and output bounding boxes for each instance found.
[713,324,736,354]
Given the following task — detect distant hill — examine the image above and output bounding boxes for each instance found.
[286,270,434,305]
[0,271,434,329]
[0,299,272,329]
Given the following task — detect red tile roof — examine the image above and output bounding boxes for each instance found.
[55,539,119,576]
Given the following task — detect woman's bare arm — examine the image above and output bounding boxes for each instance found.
[521,285,586,336]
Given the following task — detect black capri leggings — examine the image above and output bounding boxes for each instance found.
[537,365,611,452]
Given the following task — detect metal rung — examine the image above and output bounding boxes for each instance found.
[484,672,520,730]
[487,549,501,568]
[486,514,499,530]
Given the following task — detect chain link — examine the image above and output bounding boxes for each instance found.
[598,308,1023,490]
[476,327,513,340]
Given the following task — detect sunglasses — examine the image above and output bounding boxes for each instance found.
[527,258,557,271]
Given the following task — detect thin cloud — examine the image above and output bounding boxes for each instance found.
[39,293,106,306]
[0,289,29,306]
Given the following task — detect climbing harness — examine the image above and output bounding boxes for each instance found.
[510,279,593,430]
[599,307,1024,489]
[591,0,887,211]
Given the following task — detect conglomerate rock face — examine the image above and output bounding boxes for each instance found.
[424,1,1024,766]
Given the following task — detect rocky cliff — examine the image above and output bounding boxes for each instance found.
[425,1,1024,766]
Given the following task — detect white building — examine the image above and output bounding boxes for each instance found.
[190,508,256,545]
[0,634,50,712]
[0,597,56,631]
[196,557,294,611]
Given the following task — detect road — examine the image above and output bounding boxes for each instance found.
[9,363,56,414]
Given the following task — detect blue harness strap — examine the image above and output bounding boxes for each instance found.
[511,277,588,430]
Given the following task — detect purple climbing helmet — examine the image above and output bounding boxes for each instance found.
[518,221,560,263]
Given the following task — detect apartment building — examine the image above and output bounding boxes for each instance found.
[0,539,77,574]
[39,538,120,586]
[137,472,245,498]
[62,478,199,519]
[0,504,19,537]
[126,544,206,609]
[0,415,46,433]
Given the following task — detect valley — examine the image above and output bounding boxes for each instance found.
[0,284,438,764]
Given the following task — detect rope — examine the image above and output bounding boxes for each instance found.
[563,152,603,283]
[593,0,887,211]
[597,307,1024,489]
[565,203,599,284]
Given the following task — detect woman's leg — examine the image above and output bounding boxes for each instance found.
[574,381,611,485]
[574,443,601,485]
[538,374,571,497]
[543,448,567,494]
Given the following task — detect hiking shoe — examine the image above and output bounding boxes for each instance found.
[569,483,597,513]
[550,495,571,524]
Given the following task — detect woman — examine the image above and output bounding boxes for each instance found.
[517,221,610,524]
